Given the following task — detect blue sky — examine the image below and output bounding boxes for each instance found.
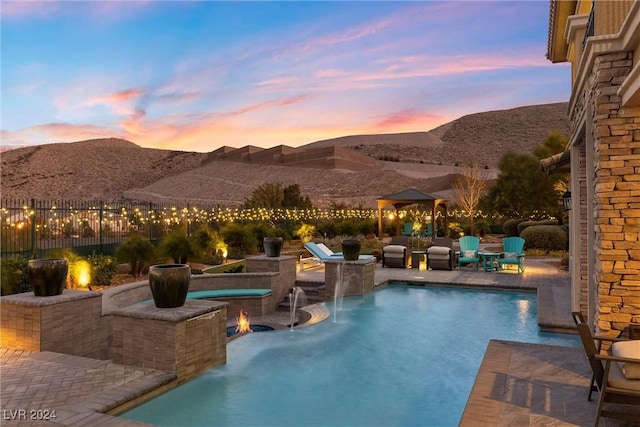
[1,0,570,152]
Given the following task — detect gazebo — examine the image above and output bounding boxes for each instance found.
[376,188,448,238]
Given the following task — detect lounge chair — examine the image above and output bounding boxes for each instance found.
[573,312,640,426]
[382,244,410,268]
[456,236,480,270]
[302,242,375,267]
[426,237,454,270]
[499,236,525,273]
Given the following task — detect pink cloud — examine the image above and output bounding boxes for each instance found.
[88,88,145,106]
[1,123,123,149]
[372,110,443,132]
[1,1,60,18]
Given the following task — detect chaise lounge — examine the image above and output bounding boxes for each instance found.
[302,242,375,269]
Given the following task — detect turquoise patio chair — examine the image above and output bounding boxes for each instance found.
[499,237,525,273]
[456,235,480,270]
[402,222,413,237]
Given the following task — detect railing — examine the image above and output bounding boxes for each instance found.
[583,2,595,49]
[0,199,378,259]
[1,198,509,259]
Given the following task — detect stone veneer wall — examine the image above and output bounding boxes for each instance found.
[244,255,297,311]
[590,51,640,336]
[111,300,227,383]
[578,142,589,314]
[323,259,376,300]
[0,290,110,359]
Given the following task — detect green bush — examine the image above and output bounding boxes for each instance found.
[503,219,525,237]
[115,234,156,276]
[0,256,31,295]
[520,225,568,252]
[516,220,536,235]
[160,230,194,263]
[87,252,117,286]
[489,223,504,234]
[517,219,559,236]
[221,223,258,256]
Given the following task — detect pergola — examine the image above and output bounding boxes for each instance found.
[376,188,448,237]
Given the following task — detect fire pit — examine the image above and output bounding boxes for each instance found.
[226,324,274,338]
[227,310,274,338]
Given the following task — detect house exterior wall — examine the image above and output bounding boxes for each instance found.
[547,0,640,336]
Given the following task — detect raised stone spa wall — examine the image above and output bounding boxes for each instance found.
[244,255,297,310]
[322,259,376,300]
[111,300,227,382]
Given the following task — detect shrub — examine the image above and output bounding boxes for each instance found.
[115,234,156,276]
[518,219,560,236]
[160,230,194,264]
[0,256,31,295]
[87,252,117,286]
[516,220,537,236]
[520,225,568,252]
[489,223,504,234]
[503,219,525,237]
[221,223,258,256]
[295,223,317,243]
[225,265,244,273]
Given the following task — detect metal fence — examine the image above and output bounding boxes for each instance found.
[0,199,379,259]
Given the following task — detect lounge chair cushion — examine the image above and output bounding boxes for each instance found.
[612,340,640,380]
[427,246,450,256]
[384,245,406,254]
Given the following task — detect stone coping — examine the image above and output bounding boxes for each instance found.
[0,289,102,307]
[102,272,280,315]
[109,299,227,321]
[324,258,376,265]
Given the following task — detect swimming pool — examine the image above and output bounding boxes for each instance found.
[122,285,581,427]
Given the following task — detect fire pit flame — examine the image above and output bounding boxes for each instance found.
[235,310,253,334]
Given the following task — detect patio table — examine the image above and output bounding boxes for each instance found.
[479,252,500,272]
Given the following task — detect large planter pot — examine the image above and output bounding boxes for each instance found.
[341,239,361,261]
[148,264,191,308]
[263,237,283,257]
[27,258,68,297]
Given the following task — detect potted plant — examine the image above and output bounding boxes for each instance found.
[148,264,191,308]
[27,258,68,296]
[263,237,283,257]
[341,239,361,261]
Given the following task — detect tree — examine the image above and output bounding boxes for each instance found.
[452,164,489,235]
[480,151,559,219]
[283,184,312,209]
[244,183,284,209]
[244,182,313,209]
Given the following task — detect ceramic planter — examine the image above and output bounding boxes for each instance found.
[341,239,361,261]
[27,258,68,296]
[148,264,191,308]
[263,237,283,257]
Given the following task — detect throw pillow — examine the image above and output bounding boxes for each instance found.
[504,252,518,259]
[612,340,640,379]
[462,250,476,258]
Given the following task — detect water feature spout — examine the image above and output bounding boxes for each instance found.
[289,286,307,330]
[333,261,345,323]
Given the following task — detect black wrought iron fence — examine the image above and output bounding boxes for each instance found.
[0,199,380,259]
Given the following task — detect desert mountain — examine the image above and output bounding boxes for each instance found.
[1,103,569,208]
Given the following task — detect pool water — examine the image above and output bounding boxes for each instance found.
[122,285,581,427]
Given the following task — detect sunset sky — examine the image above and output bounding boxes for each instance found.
[1,0,570,153]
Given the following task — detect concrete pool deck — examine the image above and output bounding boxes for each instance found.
[1,256,636,426]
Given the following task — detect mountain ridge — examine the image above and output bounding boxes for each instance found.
[1,102,570,208]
